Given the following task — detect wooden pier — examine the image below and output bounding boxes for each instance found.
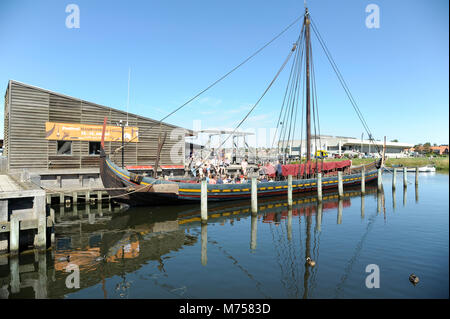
[45,188,113,206]
[0,174,52,255]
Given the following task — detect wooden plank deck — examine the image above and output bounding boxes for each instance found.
[0,174,21,193]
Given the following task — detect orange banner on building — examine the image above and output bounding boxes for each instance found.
[45,122,139,142]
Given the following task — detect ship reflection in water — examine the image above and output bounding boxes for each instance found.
[0,173,448,299]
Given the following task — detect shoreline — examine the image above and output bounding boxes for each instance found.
[292,157,449,171]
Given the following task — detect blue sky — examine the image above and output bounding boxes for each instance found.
[0,0,448,147]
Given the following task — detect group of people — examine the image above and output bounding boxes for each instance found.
[188,151,231,179]
[188,151,285,185]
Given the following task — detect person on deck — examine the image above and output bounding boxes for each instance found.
[241,158,248,176]
[275,160,282,181]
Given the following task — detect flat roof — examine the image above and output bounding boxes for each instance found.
[197,130,255,136]
[343,139,414,148]
[7,80,194,136]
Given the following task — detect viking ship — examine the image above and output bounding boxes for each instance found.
[99,6,383,206]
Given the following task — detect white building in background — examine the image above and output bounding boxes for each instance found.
[279,135,414,158]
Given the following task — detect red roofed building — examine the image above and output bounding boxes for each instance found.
[430,145,449,155]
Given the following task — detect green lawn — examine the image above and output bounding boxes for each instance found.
[292,156,449,171]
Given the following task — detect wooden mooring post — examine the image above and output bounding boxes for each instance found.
[338,171,344,198]
[35,195,47,250]
[201,179,208,223]
[415,167,419,185]
[9,216,19,256]
[317,173,323,202]
[50,208,55,245]
[251,177,257,214]
[287,175,293,206]
[377,168,382,191]
[361,167,365,195]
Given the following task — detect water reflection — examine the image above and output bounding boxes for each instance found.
[415,184,419,203]
[250,214,257,250]
[201,224,207,266]
[403,185,407,207]
[316,203,323,231]
[392,188,396,211]
[361,196,365,219]
[1,176,441,299]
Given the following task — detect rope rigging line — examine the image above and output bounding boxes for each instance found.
[309,41,319,172]
[194,42,298,168]
[278,29,306,162]
[310,19,374,142]
[298,57,306,169]
[310,46,323,170]
[273,27,305,158]
[310,40,324,174]
[285,40,304,162]
[285,51,300,151]
[310,18,381,155]
[272,44,299,156]
[111,14,304,157]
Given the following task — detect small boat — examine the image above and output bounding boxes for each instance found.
[99,6,383,206]
[386,165,436,173]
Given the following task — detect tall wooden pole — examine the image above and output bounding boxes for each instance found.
[251,177,258,214]
[121,123,124,168]
[201,179,208,222]
[305,9,311,164]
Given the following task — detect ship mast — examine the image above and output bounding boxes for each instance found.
[304,7,312,164]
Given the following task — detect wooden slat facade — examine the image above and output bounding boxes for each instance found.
[4,81,189,172]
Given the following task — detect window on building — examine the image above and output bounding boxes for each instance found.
[57,141,72,155]
[89,142,101,156]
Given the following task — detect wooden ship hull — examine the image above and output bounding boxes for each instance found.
[100,147,380,206]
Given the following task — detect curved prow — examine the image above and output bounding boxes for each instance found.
[100,117,107,157]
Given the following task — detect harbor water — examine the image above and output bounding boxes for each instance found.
[0,172,448,299]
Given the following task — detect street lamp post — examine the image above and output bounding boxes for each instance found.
[117,120,126,168]
[361,132,363,153]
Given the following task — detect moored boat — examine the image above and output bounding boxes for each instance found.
[385,165,436,172]
[99,6,384,206]
[100,124,381,206]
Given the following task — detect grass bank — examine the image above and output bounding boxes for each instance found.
[342,157,448,171]
[292,157,449,171]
